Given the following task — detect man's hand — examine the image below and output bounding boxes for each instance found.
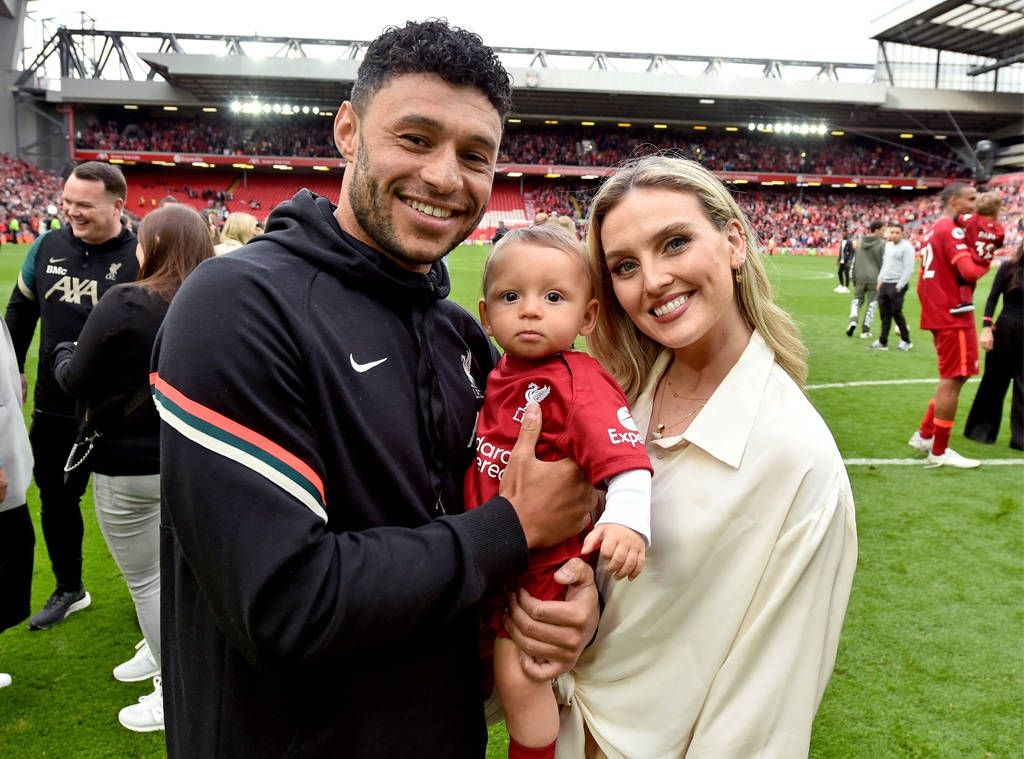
[503,558,599,681]
[499,403,596,548]
[582,523,646,581]
[0,466,8,503]
[19,373,26,404]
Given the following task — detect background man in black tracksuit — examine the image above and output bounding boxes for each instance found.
[153,20,599,758]
[5,162,139,630]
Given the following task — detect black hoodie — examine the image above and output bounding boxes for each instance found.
[153,191,528,758]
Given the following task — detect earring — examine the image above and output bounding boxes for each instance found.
[734,271,743,284]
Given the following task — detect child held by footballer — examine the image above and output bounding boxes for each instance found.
[463,223,653,759]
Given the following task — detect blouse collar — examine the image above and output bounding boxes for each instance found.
[636,331,774,469]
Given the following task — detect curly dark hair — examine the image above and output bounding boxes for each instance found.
[351,19,512,118]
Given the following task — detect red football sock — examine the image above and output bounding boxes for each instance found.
[919,399,936,439]
[932,417,954,455]
[508,737,557,759]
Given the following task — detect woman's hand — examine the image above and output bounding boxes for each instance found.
[979,326,994,352]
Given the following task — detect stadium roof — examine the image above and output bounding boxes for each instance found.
[871,0,1024,73]
[16,26,1024,139]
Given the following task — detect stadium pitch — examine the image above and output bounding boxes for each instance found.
[0,243,1019,758]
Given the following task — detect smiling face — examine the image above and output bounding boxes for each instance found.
[333,73,502,273]
[600,187,749,355]
[479,243,598,360]
[61,175,124,245]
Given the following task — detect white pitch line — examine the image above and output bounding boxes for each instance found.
[806,378,978,390]
[808,380,1021,465]
[845,458,1023,466]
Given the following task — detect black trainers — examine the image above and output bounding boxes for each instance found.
[949,302,975,314]
[846,320,856,337]
[27,587,91,631]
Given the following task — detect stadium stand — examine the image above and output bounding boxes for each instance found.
[5,155,1020,253]
[76,116,972,179]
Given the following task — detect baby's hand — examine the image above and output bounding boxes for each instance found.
[581,523,646,581]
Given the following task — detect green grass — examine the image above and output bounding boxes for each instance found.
[1,242,1021,758]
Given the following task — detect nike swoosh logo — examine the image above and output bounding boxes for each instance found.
[350,354,388,373]
[49,258,67,263]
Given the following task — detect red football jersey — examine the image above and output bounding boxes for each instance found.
[464,350,652,511]
[957,213,1006,263]
[917,216,975,330]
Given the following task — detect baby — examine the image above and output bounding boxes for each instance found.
[950,191,1005,314]
[464,223,652,759]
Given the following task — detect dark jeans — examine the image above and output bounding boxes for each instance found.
[837,262,850,288]
[29,412,92,592]
[965,313,1023,449]
[0,504,35,630]
[877,282,910,347]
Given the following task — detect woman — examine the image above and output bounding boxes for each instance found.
[52,204,214,731]
[213,211,259,255]
[964,243,1023,450]
[555,156,857,758]
[0,319,34,690]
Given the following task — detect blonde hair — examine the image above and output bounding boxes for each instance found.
[585,155,808,400]
[482,223,596,297]
[975,191,1002,218]
[220,212,259,247]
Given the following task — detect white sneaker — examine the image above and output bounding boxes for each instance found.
[0,673,11,689]
[908,430,933,452]
[113,639,159,683]
[118,676,164,732]
[897,340,913,351]
[859,330,873,339]
[927,448,980,469]
[868,340,888,350]
[837,285,849,293]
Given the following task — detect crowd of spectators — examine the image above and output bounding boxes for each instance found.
[499,128,971,178]
[78,118,971,178]
[79,118,334,158]
[525,176,1022,252]
[3,149,1018,254]
[0,153,65,243]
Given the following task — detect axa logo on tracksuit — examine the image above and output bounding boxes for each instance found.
[473,382,644,482]
[42,260,127,304]
[44,275,100,304]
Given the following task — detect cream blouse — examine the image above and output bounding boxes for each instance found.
[555,331,857,759]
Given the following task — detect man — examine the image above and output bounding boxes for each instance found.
[870,224,916,351]
[908,182,988,468]
[835,231,853,293]
[152,20,598,759]
[491,219,509,244]
[846,221,885,338]
[5,161,139,630]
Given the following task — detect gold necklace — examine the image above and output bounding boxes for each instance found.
[652,404,707,439]
[666,377,711,401]
[651,372,710,440]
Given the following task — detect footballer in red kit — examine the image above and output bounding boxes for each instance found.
[910,182,991,468]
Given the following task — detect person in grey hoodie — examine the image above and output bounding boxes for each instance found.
[846,220,886,338]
